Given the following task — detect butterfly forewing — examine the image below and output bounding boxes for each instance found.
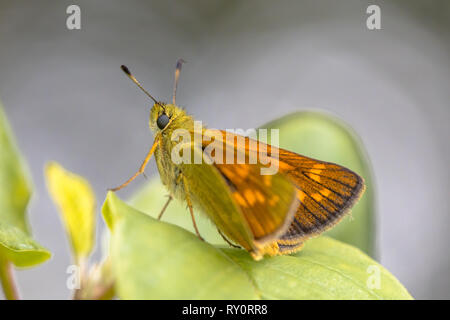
[214,162,299,243]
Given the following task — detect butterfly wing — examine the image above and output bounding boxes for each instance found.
[275,148,365,253]
[204,130,365,256]
[213,162,299,245]
[199,129,299,250]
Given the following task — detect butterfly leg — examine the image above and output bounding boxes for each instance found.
[157,195,173,220]
[186,198,204,241]
[109,137,160,192]
[180,174,204,241]
[217,228,241,249]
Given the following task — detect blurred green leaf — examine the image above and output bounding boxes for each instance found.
[0,104,51,267]
[261,111,376,256]
[45,162,96,261]
[103,192,411,300]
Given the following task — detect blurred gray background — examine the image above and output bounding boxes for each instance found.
[0,0,449,299]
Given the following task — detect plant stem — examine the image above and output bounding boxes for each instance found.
[72,257,87,300]
[91,282,115,300]
[0,259,20,300]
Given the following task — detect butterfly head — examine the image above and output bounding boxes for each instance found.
[120,65,191,134]
[149,102,187,133]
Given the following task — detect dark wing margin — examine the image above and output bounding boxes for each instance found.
[276,148,365,249]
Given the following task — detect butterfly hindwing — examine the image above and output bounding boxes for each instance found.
[178,145,257,252]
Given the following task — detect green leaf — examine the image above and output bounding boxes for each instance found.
[103,193,411,300]
[222,238,411,299]
[260,111,376,256]
[0,103,51,267]
[0,222,50,267]
[45,162,96,260]
[102,192,259,299]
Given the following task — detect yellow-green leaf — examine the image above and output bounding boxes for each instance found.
[0,222,50,267]
[0,103,51,267]
[45,162,96,260]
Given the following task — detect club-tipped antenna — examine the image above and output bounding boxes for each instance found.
[121,65,158,104]
[172,58,185,105]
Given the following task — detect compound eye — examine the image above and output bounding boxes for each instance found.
[156,113,170,130]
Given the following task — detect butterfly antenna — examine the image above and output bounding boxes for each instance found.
[121,65,158,104]
[172,58,185,105]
